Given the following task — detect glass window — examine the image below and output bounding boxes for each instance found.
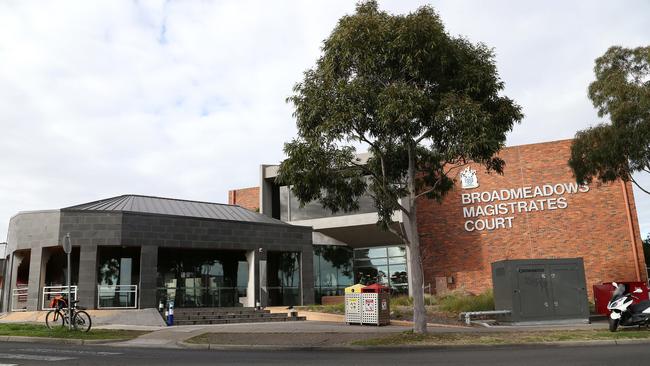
[156,249,248,308]
[389,264,408,285]
[97,246,141,308]
[353,245,408,294]
[280,182,378,222]
[356,266,388,286]
[354,258,388,267]
[354,248,388,260]
[312,245,353,304]
[387,246,406,257]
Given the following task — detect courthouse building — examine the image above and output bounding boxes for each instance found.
[230,139,647,302]
[1,139,646,311]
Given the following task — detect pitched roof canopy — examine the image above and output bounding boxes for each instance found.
[63,195,284,225]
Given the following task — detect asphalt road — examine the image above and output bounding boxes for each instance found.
[0,341,649,365]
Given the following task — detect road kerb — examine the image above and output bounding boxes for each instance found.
[176,337,650,351]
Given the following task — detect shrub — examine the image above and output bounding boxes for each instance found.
[390,295,437,307]
[302,303,345,314]
[438,290,494,313]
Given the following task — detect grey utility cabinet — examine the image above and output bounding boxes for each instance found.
[491,258,589,323]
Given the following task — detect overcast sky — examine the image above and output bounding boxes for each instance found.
[1,0,649,242]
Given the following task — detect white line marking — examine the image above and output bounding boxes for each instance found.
[0,352,75,361]
[0,363,18,366]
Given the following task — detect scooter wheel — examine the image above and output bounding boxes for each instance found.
[608,317,619,332]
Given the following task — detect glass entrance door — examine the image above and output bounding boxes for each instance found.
[267,251,301,306]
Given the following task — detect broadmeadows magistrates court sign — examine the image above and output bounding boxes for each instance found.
[461,182,590,232]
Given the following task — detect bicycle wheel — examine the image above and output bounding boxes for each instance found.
[72,310,92,332]
[45,310,64,329]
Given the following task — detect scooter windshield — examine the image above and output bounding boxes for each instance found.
[610,284,627,302]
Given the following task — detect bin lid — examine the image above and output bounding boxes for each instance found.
[345,284,366,294]
[361,283,389,293]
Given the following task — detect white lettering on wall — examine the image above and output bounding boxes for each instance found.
[461,182,589,232]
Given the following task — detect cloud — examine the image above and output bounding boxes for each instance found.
[0,0,649,241]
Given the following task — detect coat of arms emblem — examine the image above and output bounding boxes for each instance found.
[460,167,479,189]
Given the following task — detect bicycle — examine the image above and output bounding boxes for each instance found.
[45,295,92,332]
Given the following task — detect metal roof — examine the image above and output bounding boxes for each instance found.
[63,195,286,225]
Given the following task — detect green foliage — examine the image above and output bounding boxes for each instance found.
[438,290,494,313]
[390,295,437,307]
[299,303,346,314]
[569,46,650,194]
[277,0,523,231]
[277,0,520,334]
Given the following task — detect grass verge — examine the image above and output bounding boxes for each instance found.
[352,329,650,346]
[0,323,149,340]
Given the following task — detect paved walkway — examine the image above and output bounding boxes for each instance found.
[103,318,611,349]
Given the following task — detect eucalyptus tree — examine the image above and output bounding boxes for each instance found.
[570,46,650,194]
[277,1,522,333]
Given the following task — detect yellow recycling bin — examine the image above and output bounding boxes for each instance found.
[344,284,365,324]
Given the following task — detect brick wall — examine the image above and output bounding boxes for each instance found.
[228,187,260,212]
[417,139,647,297]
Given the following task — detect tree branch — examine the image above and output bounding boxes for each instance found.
[386,223,409,245]
[631,176,650,195]
[350,159,411,217]
[414,161,468,200]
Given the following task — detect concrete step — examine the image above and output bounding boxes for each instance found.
[173,316,306,326]
[173,310,271,317]
[173,313,289,321]
[173,307,269,316]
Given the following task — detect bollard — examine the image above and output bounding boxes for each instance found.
[166,301,174,326]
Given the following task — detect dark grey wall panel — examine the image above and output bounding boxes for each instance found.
[59,212,122,246]
[121,213,312,251]
[491,258,589,323]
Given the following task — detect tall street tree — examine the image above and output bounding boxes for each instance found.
[569,46,650,194]
[277,1,522,333]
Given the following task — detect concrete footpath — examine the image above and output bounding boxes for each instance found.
[0,310,634,351]
[100,317,616,349]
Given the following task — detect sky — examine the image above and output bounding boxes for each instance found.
[0,0,649,242]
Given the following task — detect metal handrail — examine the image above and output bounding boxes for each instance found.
[42,285,78,310]
[97,285,138,309]
[11,287,29,312]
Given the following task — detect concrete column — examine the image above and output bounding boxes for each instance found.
[1,254,9,312]
[5,253,19,312]
[26,248,42,311]
[139,245,158,309]
[245,250,255,307]
[259,165,273,217]
[300,247,315,305]
[246,248,268,307]
[77,245,98,309]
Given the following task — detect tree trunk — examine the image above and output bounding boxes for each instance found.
[406,145,427,334]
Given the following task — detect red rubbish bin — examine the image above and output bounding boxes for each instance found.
[593,281,649,315]
[360,284,390,325]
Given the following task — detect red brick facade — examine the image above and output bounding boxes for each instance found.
[418,139,647,297]
[228,187,260,212]
[234,139,646,299]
